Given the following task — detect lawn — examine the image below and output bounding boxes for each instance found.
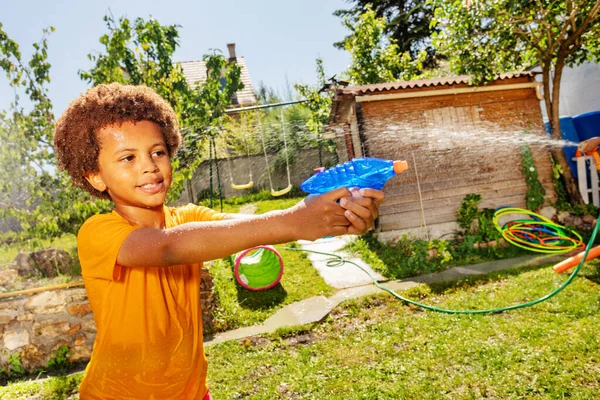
[2,260,599,399]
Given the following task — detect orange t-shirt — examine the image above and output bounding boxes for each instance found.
[77,204,226,400]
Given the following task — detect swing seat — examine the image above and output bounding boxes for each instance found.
[271,183,293,197]
[231,181,254,190]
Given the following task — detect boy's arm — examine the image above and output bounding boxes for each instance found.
[117,187,354,268]
[224,188,385,234]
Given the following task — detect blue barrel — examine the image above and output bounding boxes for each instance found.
[546,117,580,179]
[573,111,600,142]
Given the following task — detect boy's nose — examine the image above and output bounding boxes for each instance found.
[141,156,159,173]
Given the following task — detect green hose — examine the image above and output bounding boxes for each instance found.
[284,217,599,314]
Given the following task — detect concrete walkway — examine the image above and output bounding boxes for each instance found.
[205,237,562,346]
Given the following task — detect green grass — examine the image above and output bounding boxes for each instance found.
[0,234,78,266]
[210,244,334,332]
[0,374,82,400]
[3,261,599,399]
[205,261,600,399]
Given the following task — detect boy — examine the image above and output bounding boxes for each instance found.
[54,83,383,399]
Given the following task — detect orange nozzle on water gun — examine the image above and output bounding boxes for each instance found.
[393,160,409,175]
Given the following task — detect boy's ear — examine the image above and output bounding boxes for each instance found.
[85,173,107,193]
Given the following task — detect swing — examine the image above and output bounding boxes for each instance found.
[207,136,224,211]
[226,114,254,190]
[257,108,293,197]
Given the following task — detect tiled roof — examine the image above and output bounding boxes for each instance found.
[337,71,537,95]
[179,57,257,107]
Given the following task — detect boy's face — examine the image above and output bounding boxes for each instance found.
[86,120,172,210]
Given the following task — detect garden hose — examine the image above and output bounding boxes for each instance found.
[493,207,584,253]
[285,210,599,314]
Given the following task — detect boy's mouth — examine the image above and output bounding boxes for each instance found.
[137,180,165,194]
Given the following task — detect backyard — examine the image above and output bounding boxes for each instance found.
[1,193,599,399]
[1,258,599,399]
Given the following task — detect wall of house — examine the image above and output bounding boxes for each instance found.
[0,269,216,372]
[536,62,600,118]
[178,147,335,204]
[339,80,557,239]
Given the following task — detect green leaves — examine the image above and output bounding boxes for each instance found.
[341,5,426,85]
[431,0,600,82]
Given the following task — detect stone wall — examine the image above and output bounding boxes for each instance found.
[0,268,215,372]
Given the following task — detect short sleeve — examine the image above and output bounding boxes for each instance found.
[166,204,227,225]
[77,213,140,281]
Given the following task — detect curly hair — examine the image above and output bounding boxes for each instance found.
[54,83,181,199]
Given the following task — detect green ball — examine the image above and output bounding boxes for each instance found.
[234,246,284,291]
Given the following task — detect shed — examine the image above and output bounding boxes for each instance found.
[328,72,557,240]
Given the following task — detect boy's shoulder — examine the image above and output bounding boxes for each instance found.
[78,210,136,239]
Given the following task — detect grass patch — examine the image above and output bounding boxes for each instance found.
[206,262,600,399]
[4,262,599,398]
[210,242,334,332]
[0,234,78,267]
[0,373,82,400]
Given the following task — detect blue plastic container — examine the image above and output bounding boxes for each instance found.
[573,111,600,142]
[300,158,408,195]
[545,117,580,179]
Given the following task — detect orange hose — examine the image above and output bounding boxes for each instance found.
[553,244,600,273]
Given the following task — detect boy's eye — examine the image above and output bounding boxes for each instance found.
[153,150,166,157]
[120,155,134,162]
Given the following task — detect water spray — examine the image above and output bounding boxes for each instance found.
[290,158,598,314]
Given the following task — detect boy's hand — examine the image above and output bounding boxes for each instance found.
[290,187,353,241]
[339,188,385,235]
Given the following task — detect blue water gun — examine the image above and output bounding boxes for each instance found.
[300,157,409,195]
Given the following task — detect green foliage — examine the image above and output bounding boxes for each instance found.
[80,14,244,203]
[334,1,438,68]
[456,193,502,242]
[339,5,427,85]
[46,345,72,371]
[294,58,338,167]
[0,353,26,380]
[520,143,546,210]
[432,1,600,82]
[430,0,600,181]
[551,157,600,217]
[345,232,449,278]
[456,193,482,233]
[0,24,112,238]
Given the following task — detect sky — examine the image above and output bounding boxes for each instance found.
[1,0,353,115]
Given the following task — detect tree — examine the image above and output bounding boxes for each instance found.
[0,24,111,238]
[340,5,426,85]
[295,58,338,166]
[334,0,439,68]
[80,14,243,203]
[431,0,600,204]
